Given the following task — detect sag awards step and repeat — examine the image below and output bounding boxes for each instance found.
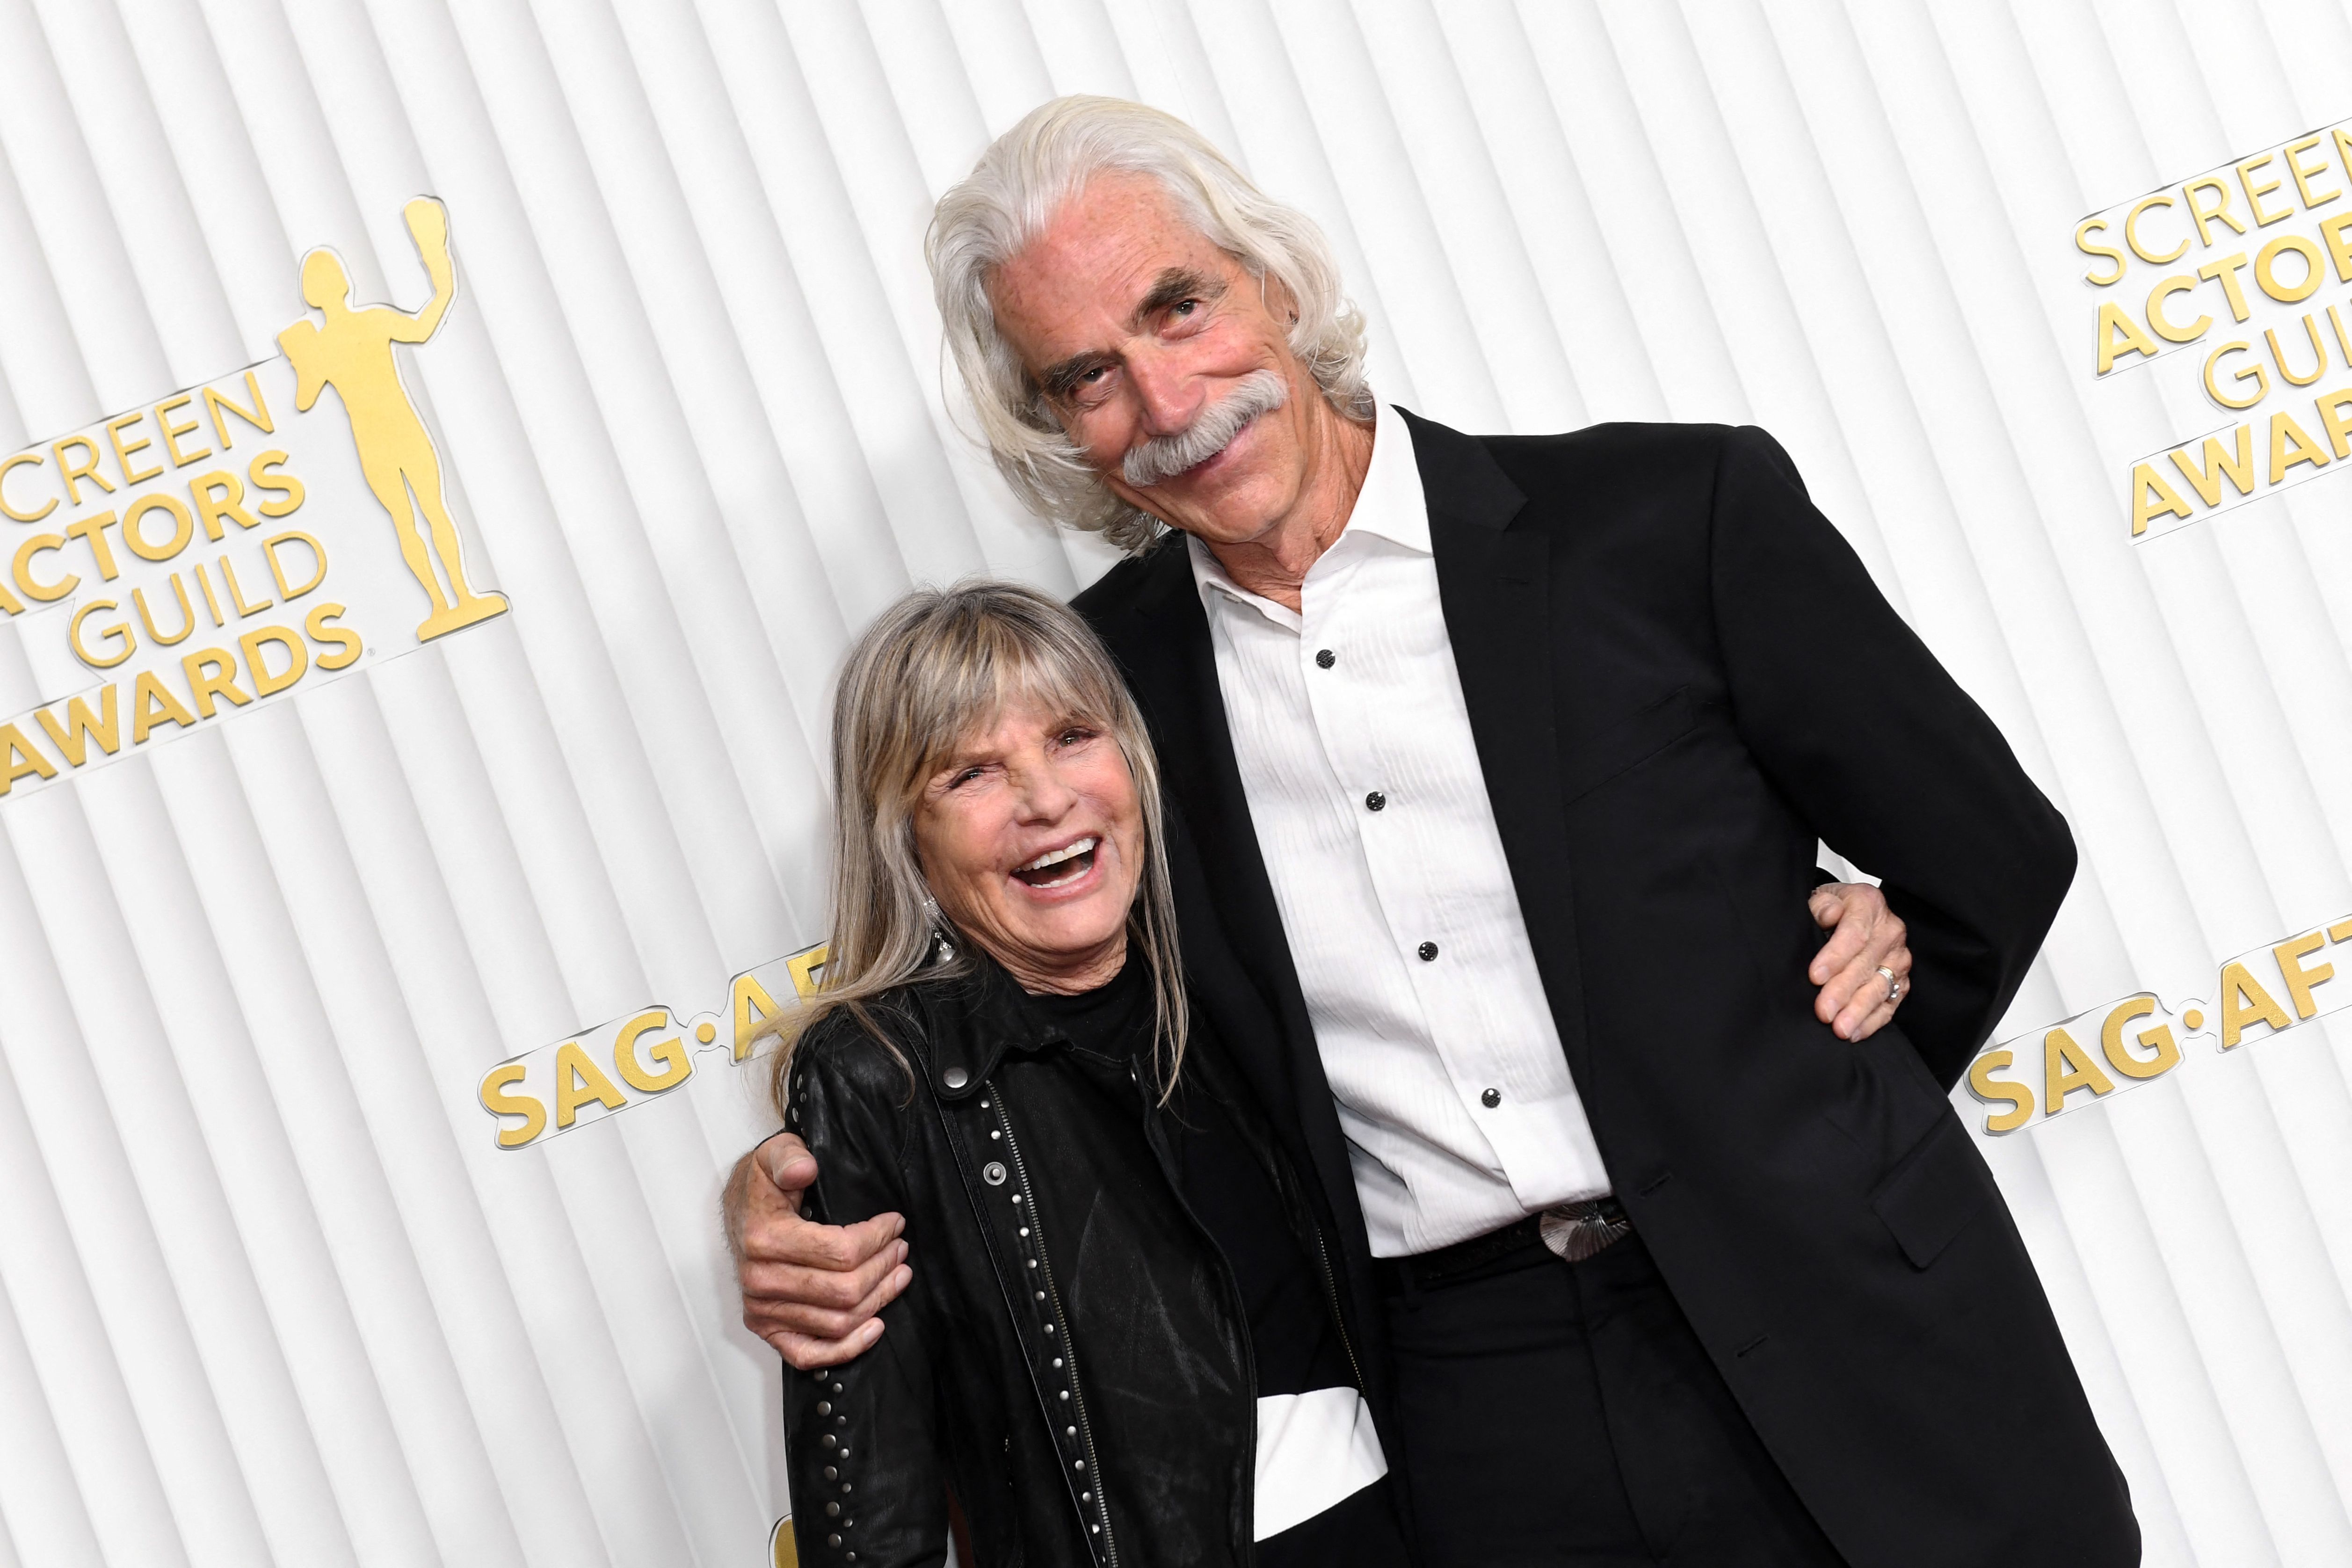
[1,7,2349,1568]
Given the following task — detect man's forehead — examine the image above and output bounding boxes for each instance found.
[1042,171,1204,261]
[993,176,1232,330]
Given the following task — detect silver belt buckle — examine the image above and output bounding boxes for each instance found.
[1538,1198,1631,1262]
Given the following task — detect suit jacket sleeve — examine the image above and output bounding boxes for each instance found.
[784,1026,949,1568]
[1706,426,2074,1088]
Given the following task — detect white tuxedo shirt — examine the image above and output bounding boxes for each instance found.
[1188,399,1611,1257]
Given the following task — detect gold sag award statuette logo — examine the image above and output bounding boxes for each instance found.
[0,198,505,801]
[281,198,506,639]
[479,945,827,1151]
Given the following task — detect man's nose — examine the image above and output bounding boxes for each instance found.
[1127,346,1201,436]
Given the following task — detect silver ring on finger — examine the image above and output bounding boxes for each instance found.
[1876,965,1902,1005]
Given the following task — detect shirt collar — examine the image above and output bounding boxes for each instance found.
[1187,396,1425,622]
[1344,396,1431,553]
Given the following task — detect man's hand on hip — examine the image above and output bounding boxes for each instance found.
[1807,881,1911,1041]
[723,1132,910,1370]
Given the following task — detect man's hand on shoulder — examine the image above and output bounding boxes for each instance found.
[1807,881,1911,1041]
[723,1132,911,1370]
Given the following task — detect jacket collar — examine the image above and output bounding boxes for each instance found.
[1398,405,1526,534]
[910,948,1042,1102]
[915,939,1151,1099]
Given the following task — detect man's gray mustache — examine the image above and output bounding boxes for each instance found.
[1122,371,1289,487]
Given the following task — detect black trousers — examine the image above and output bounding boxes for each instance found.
[1381,1227,1847,1568]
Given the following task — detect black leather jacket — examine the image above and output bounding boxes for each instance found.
[782,956,1362,1568]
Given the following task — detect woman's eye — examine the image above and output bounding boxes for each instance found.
[948,766,984,788]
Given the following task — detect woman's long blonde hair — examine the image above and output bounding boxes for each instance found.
[767,581,1188,1112]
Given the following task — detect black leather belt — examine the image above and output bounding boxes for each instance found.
[1375,1197,1630,1295]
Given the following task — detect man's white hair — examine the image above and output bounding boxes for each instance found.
[928,95,1372,554]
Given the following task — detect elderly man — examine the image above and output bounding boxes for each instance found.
[731,98,2134,1567]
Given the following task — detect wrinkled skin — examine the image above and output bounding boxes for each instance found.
[910,699,1144,998]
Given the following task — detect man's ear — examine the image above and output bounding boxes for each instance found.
[1259,269,1300,327]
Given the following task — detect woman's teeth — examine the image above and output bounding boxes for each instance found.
[1013,837,1098,887]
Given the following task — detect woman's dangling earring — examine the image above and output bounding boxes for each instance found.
[921,893,957,964]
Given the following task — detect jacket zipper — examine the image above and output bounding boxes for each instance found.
[993,1090,1122,1568]
[1252,1113,1368,1396]
[1306,1195,1368,1395]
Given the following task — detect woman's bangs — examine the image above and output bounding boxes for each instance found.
[909,626,1116,785]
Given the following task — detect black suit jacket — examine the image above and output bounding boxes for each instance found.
[1073,415,2136,1568]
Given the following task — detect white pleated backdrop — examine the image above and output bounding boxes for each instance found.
[1,2,2349,1565]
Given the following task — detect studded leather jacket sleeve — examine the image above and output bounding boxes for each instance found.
[784,1023,948,1568]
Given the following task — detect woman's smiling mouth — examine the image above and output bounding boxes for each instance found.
[1012,836,1099,889]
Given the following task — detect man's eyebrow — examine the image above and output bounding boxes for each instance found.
[1131,267,1226,329]
[1038,349,1120,401]
[1034,269,1228,400]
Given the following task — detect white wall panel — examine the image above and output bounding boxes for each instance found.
[1,3,2348,1564]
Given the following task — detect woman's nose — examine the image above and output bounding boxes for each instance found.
[1009,761,1078,820]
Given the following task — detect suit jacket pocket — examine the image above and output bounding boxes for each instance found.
[1869,1111,1992,1270]
[1561,685,1712,803]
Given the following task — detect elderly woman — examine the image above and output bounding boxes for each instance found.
[777,581,1410,1568]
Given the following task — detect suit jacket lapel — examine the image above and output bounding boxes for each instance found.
[1114,547,1289,973]
[1103,550,1329,1156]
[1402,409,1593,1087]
